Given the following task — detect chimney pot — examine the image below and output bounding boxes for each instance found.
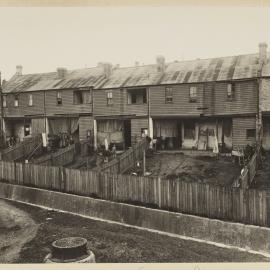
[259,42,268,65]
[156,55,166,72]
[57,67,67,79]
[16,65,23,76]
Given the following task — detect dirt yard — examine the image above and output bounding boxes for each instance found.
[143,153,240,186]
[0,199,269,263]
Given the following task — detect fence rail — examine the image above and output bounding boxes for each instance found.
[0,159,269,227]
[99,138,148,174]
[32,144,75,167]
[0,135,42,161]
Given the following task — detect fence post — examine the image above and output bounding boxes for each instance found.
[14,161,16,184]
[59,166,64,192]
[158,177,162,208]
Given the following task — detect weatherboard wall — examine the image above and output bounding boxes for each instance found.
[149,84,204,117]
[3,92,45,117]
[93,88,148,117]
[45,89,92,116]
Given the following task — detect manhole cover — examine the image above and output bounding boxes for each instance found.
[44,237,95,263]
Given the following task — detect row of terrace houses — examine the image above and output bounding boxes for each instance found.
[1,43,270,152]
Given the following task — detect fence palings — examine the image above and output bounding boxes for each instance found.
[0,159,270,227]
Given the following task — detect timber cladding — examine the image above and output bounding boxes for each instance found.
[79,116,93,141]
[3,92,45,117]
[45,90,92,116]
[1,182,270,254]
[149,84,204,116]
[232,116,256,148]
[131,118,148,145]
[213,80,258,116]
[93,88,148,117]
[260,78,270,112]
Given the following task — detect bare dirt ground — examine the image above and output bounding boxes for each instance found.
[0,200,38,263]
[144,153,240,186]
[0,199,269,263]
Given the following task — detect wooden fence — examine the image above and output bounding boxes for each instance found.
[32,144,75,167]
[0,135,42,161]
[99,138,148,174]
[0,159,270,227]
[232,145,262,189]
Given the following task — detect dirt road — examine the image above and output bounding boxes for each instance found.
[0,199,269,263]
[0,200,38,263]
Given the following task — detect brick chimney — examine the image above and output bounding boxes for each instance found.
[57,67,67,79]
[259,42,268,65]
[100,62,112,78]
[156,55,166,72]
[16,65,23,76]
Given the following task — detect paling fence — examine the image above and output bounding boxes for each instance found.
[32,144,75,167]
[232,145,262,189]
[99,138,148,174]
[0,135,42,161]
[0,160,270,227]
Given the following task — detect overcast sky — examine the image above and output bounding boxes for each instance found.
[0,6,270,80]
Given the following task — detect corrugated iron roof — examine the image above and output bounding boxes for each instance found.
[3,52,270,93]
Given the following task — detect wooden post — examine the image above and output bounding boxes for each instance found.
[143,149,146,176]
[158,177,162,208]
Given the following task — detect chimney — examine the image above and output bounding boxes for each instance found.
[57,67,67,79]
[16,65,23,76]
[156,55,166,73]
[101,62,112,78]
[259,42,268,65]
[135,61,139,67]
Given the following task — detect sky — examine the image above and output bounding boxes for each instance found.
[0,6,270,80]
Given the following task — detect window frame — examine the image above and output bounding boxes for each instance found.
[227,83,235,101]
[14,95,19,107]
[2,95,7,108]
[73,89,92,105]
[189,86,197,102]
[107,91,113,105]
[56,91,62,106]
[127,88,147,105]
[165,87,173,103]
[28,94,33,106]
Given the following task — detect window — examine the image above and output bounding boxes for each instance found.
[227,83,235,100]
[28,94,33,106]
[56,91,62,105]
[184,121,195,139]
[14,95,19,107]
[189,86,197,102]
[246,129,256,138]
[107,91,113,105]
[73,90,91,104]
[165,87,173,103]
[2,95,7,108]
[127,88,147,104]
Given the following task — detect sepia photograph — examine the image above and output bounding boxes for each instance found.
[0,0,270,267]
